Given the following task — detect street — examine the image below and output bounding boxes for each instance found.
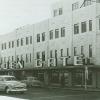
[0,88,100,100]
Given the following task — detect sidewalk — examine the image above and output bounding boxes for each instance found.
[48,85,100,92]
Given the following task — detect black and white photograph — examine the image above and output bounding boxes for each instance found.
[0,0,100,100]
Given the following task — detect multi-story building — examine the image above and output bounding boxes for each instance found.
[0,0,100,88]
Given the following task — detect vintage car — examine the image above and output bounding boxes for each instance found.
[0,75,27,94]
[21,76,43,87]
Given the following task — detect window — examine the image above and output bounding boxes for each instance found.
[12,56,14,62]
[26,54,28,63]
[9,42,11,48]
[99,19,100,30]
[74,24,79,34]
[26,37,29,45]
[89,45,92,57]
[4,43,6,49]
[61,49,63,57]
[72,2,79,11]
[42,51,45,61]
[81,46,84,55]
[37,34,40,42]
[42,32,45,41]
[12,41,14,48]
[54,9,57,17]
[74,47,77,56]
[1,44,3,50]
[21,38,23,46]
[67,48,69,56]
[50,50,53,58]
[81,21,87,33]
[59,8,63,15]
[55,50,57,58]
[49,30,53,40]
[30,53,31,62]
[84,0,92,7]
[61,27,65,37]
[17,39,19,47]
[37,52,40,59]
[30,36,32,44]
[89,20,92,31]
[55,29,59,38]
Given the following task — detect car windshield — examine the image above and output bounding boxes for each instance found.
[4,77,16,81]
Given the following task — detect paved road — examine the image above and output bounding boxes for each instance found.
[0,88,100,100]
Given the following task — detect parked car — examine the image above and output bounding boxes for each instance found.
[21,76,43,87]
[0,75,27,94]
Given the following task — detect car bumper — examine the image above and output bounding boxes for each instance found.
[10,88,27,92]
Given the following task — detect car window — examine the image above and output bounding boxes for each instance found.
[4,77,16,81]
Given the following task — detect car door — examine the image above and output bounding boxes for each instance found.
[0,78,5,91]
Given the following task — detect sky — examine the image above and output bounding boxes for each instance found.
[0,0,61,35]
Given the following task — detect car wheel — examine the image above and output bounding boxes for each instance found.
[5,87,10,94]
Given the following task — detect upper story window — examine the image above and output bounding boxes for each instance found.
[81,46,84,55]
[12,41,14,48]
[67,48,69,56]
[50,50,53,58]
[60,49,63,57]
[37,34,40,43]
[55,29,59,39]
[74,47,77,56]
[72,2,79,11]
[36,52,40,59]
[84,0,92,7]
[74,24,79,34]
[26,37,29,45]
[9,42,11,48]
[54,9,57,17]
[42,51,45,61]
[4,43,6,49]
[1,44,3,50]
[42,32,45,41]
[21,38,23,46]
[59,8,63,15]
[89,20,92,31]
[17,39,19,47]
[81,21,87,33]
[49,30,53,40]
[30,36,32,44]
[89,44,92,57]
[61,27,65,37]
